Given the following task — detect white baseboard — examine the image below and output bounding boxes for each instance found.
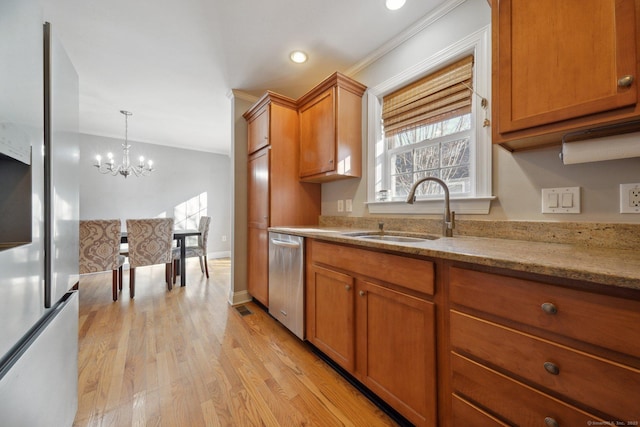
[208,251,231,259]
[229,290,252,306]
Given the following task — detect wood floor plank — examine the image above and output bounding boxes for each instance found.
[74,259,400,426]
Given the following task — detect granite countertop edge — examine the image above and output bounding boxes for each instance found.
[269,226,640,291]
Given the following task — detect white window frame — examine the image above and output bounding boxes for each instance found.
[366,25,494,215]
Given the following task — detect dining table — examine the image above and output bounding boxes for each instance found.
[121,229,201,287]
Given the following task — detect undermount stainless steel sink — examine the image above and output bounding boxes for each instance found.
[358,235,434,243]
[341,231,439,242]
[359,234,428,243]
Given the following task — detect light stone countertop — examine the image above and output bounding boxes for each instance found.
[269,226,640,291]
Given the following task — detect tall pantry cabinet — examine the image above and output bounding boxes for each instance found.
[244,92,321,306]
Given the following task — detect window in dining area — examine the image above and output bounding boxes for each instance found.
[174,191,207,245]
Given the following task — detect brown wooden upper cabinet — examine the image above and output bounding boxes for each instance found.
[247,102,270,154]
[492,0,640,151]
[298,72,366,182]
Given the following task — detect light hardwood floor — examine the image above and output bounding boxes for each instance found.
[74,258,400,426]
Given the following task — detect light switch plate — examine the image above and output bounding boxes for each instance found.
[542,187,580,213]
[620,183,640,213]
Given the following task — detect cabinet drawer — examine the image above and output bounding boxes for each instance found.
[449,266,640,358]
[450,311,640,420]
[311,240,434,295]
[451,394,508,427]
[451,352,606,426]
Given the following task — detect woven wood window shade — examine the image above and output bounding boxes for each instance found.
[382,55,474,137]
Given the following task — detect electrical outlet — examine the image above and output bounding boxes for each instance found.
[620,183,640,213]
[345,199,353,212]
[221,235,227,242]
[337,200,344,212]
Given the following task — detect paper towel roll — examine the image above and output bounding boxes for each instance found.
[561,131,640,165]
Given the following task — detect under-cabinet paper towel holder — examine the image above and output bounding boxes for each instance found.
[559,120,640,164]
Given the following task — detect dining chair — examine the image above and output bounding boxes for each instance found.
[172,216,211,283]
[79,219,126,301]
[126,218,174,298]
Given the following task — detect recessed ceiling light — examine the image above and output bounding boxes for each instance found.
[290,50,308,64]
[385,0,406,10]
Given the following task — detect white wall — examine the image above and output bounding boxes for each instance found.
[324,0,640,224]
[79,133,232,255]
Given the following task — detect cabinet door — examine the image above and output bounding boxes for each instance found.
[495,0,637,134]
[299,88,336,178]
[247,147,269,229]
[247,227,268,306]
[247,105,269,154]
[356,280,437,427]
[306,265,355,371]
[247,147,269,305]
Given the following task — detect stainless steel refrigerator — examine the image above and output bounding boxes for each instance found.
[0,0,80,425]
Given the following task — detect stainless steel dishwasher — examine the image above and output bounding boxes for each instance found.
[268,232,305,339]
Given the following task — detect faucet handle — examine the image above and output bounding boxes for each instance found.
[448,211,456,230]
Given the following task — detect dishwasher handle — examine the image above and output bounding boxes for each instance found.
[270,238,301,249]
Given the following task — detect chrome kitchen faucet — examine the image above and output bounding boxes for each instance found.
[406,177,455,237]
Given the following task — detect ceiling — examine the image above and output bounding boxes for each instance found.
[42,0,447,155]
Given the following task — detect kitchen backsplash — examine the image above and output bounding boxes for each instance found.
[319,216,639,250]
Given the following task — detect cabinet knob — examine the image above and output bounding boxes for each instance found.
[544,417,559,427]
[541,302,557,315]
[359,290,366,297]
[543,361,560,375]
[618,75,634,88]
[345,285,351,291]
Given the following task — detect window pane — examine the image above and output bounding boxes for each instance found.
[391,172,414,197]
[386,113,471,149]
[442,138,470,167]
[413,171,442,196]
[392,151,413,175]
[414,144,439,172]
[441,166,470,194]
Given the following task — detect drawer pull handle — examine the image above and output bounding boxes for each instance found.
[544,362,560,375]
[541,302,558,314]
[544,417,560,427]
[618,75,634,88]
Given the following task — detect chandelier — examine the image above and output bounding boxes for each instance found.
[94,110,154,178]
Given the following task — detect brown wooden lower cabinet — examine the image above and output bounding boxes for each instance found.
[306,265,355,371]
[356,279,436,426]
[451,352,606,425]
[246,227,268,305]
[451,394,509,427]
[306,239,437,426]
[304,240,640,426]
[448,264,640,425]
